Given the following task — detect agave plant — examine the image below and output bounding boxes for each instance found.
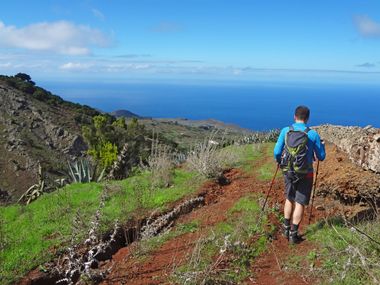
[67,159,105,183]
[18,163,46,204]
[54,178,67,188]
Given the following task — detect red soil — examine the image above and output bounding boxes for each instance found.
[101,168,268,285]
[100,146,337,285]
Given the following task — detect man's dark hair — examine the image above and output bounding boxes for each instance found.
[294,106,310,121]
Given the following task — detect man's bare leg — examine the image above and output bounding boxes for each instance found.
[292,202,304,225]
[284,199,293,220]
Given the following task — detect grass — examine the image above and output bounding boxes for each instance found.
[0,169,202,284]
[173,194,271,284]
[255,142,281,181]
[305,218,380,285]
[227,142,278,181]
[223,143,265,173]
[281,217,380,285]
[257,161,277,180]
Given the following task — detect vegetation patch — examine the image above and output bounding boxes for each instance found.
[307,218,380,284]
[0,169,202,284]
[173,195,272,284]
[186,133,241,180]
[282,217,380,285]
[224,143,264,173]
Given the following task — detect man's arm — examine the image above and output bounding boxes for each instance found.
[273,128,286,163]
[313,132,326,161]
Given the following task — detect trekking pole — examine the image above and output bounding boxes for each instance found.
[308,160,320,224]
[261,164,280,212]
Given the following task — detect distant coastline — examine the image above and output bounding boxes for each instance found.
[43,81,380,131]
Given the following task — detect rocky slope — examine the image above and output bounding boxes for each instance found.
[0,79,98,204]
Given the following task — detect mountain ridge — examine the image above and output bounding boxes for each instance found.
[110,109,142,118]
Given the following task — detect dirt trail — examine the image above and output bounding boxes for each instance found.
[100,144,287,285]
[100,144,326,285]
[101,166,269,285]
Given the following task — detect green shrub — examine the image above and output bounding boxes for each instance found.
[16,81,35,94]
[32,88,48,100]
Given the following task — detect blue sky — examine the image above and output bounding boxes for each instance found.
[1,0,380,84]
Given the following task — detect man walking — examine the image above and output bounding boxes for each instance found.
[274,106,325,244]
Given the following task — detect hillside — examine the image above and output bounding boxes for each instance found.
[0,75,102,204]
[0,75,255,204]
[127,117,256,151]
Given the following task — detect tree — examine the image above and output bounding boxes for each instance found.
[33,88,48,100]
[98,142,118,169]
[112,117,127,129]
[82,115,119,170]
[127,118,140,137]
[17,82,35,94]
[14,73,32,82]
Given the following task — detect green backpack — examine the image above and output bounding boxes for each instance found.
[280,126,310,176]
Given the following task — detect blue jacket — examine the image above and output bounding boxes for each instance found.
[273,122,326,172]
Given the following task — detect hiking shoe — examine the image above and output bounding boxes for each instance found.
[289,230,304,244]
[282,224,291,240]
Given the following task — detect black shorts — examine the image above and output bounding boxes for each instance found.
[284,173,314,205]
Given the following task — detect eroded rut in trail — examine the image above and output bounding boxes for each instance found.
[19,193,210,285]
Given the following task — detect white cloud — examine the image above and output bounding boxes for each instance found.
[92,8,105,21]
[354,15,380,37]
[59,62,93,70]
[0,20,111,55]
[59,61,153,72]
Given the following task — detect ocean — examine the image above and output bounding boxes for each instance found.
[42,81,380,131]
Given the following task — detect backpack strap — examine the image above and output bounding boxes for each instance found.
[305,127,310,133]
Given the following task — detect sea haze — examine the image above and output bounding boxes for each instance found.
[42,81,380,131]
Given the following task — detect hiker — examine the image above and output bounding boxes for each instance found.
[274,106,326,244]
